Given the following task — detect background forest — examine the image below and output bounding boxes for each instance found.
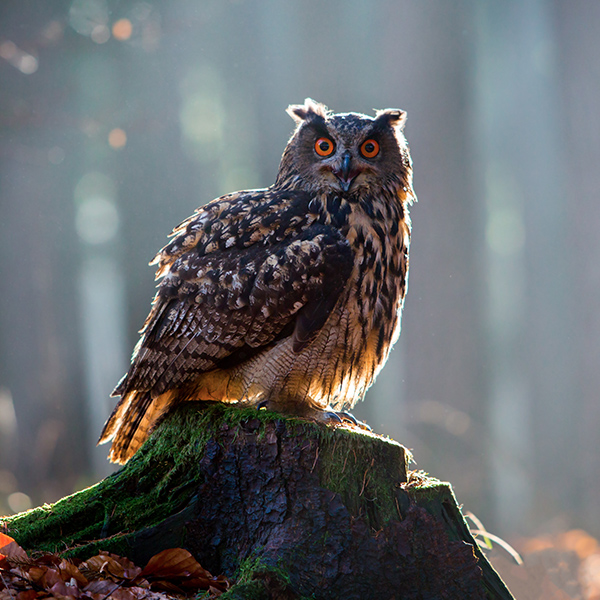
[1,1,599,573]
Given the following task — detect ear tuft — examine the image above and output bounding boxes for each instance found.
[375,108,407,130]
[286,98,329,123]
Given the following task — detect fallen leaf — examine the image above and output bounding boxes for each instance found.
[1,543,229,599]
[24,565,47,585]
[81,552,141,582]
[0,533,28,562]
[15,591,38,600]
[35,554,61,567]
[48,579,69,597]
[142,548,211,579]
[145,579,186,594]
[83,578,123,595]
[58,559,88,586]
[108,588,138,600]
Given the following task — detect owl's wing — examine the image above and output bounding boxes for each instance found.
[114,189,354,399]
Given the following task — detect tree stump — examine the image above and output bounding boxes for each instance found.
[1,403,514,599]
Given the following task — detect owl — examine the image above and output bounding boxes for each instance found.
[99,98,416,464]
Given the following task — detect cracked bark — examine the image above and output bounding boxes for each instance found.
[1,403,514,600]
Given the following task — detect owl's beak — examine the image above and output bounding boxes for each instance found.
[333,151,360,192]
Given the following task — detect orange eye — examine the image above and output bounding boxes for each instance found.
[360,139,380,158]
[314,137,335,157]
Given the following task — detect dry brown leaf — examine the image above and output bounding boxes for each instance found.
[145,579,186,594]
[15,591,39,600]
[83,578,122,595]
[108,589,138,600]
[41,567,63,589]
[24,565,48,585]
[57,559,88,587]
[109,553,143,581]
[34,555,61,568]
[81,552,141,582]
[142,548,210,579]
[2,542,229,599]
[141,548,229,593]
[48,579,70,597]
[0,533,28,562]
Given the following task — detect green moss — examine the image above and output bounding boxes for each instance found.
[1,402,415,553]
[59,532,136,560]
[0,403,278,555]
[3,403,432,557]
[236,555,291,587]
[222,554,315,600]
[219,581,268,600]
[316,427,410,529]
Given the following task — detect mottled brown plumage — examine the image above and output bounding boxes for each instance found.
[99,98,416,464]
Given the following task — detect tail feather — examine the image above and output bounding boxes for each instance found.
[98,390,176,464]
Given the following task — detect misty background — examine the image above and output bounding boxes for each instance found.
[1,0,599,552]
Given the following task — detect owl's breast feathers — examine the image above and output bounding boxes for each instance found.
[100,185,410,463]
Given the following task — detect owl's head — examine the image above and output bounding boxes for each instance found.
[276,98,413,200]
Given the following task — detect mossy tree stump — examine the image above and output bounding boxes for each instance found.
[1,403,513,599]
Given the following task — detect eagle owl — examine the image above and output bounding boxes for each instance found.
[99,98,416,464]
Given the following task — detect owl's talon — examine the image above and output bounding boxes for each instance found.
[338,411,359,426]
[322,410,371,431]
[323,411,344,424]
[340,411,372,431]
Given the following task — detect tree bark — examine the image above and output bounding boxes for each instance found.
[1,403,513,600]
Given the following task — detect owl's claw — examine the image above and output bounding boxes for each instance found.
[256,401,371,431]
[337,411,359,426]
[323,410,372,431]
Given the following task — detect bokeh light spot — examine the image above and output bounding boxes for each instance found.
[18,54,38,74]
[486,207,525,257]
[108,128,127,149]
[179,66,225,163]
[91,24,110,43]
[7,492,32,514]
[445,410,471,437]
[113,18,133,41]
[74,172,119,245]
[76,197,120,245]
[0,41,38,74]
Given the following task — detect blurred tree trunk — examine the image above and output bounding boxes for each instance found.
[555,0,600,534]
[0,42,87,508]
[473,1,574,533]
